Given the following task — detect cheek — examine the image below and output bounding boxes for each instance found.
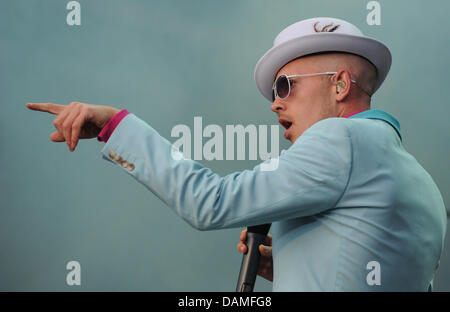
[289,84,308,104]
[291,84,317,108]
[303,83,330,107]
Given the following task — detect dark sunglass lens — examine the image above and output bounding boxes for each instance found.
[271,89,276,102]
[276,76,289,98]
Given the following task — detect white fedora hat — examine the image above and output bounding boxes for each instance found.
[254,17,392,102]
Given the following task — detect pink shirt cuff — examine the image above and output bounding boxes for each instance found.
[97,109,130,143]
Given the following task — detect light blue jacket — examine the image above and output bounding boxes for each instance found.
[100,109,447,291]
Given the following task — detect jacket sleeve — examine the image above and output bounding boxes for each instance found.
[100,113,352,231]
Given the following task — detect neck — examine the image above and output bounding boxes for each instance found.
[337,103,370,118]
[343,109,368,118]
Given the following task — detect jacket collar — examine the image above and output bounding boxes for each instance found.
[347,109,402,141]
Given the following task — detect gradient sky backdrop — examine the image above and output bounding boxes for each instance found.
[1,0,449,291]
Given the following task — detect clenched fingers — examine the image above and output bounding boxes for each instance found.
[71,107,89,151]
[237,242,272,255]
[63,107,82,151]
[237,242,247,254]
[258,244,272,257]
[239,229,272,245]
[52,106,72,146]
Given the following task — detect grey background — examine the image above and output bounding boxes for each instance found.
[0,0,448,291]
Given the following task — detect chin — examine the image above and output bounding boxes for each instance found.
[289,133,300,144]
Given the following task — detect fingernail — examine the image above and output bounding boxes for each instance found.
[240,246,245,252]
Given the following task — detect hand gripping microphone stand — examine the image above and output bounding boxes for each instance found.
[236,224,271,292]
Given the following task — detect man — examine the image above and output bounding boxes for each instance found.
[27,17,446,291]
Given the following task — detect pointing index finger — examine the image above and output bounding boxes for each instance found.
[26,102,66,115]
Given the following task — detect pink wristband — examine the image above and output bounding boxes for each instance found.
[97,109,130,143]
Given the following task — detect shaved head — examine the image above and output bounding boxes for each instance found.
[294,52,378,98]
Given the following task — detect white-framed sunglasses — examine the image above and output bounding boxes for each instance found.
[271,71,367,102]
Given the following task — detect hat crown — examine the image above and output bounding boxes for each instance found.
[274,17,364,46]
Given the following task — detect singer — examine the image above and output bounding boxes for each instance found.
[26,17,446,291]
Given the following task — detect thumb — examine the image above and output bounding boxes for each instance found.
[259,245,272,257]
[50,131,65,142]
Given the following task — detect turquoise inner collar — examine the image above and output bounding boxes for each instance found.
[348,109,402,141]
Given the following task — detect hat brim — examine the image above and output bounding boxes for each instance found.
[254,33,392,102]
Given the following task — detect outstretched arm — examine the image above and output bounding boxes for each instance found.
[26,101,352,230]
[100,112,352,230]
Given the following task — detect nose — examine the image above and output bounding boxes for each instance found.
[270,99,285,113]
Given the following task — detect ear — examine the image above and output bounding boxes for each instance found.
[332,70,352,101]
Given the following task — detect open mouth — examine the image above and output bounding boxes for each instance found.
[279,119,292,130]
[279,118,293,139]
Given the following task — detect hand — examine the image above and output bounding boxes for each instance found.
[237,229,273,282]
[26,101,120,152]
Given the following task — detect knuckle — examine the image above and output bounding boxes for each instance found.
[81,105,91,118]
[80,105,89,115]
[62,120,71,128]
[72,120,81,129]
